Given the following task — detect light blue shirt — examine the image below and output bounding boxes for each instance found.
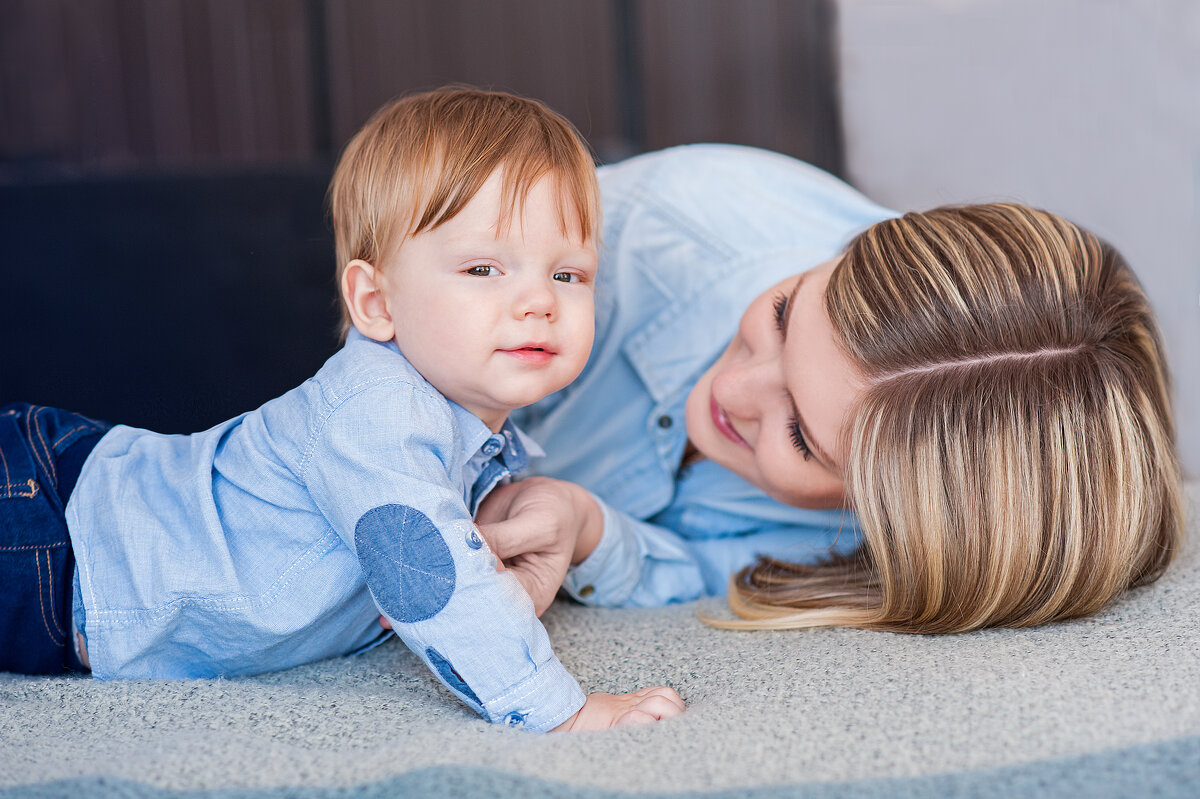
[513,144,896,607]
[67,331,584,732]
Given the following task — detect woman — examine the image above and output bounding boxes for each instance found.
[483,143,1181,634]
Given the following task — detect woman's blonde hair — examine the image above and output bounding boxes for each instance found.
[724,203,1182,633]
[328,85,600,338]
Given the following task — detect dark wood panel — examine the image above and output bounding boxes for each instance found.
[0,0,841,176]
[1,1,74,164]
[143,0,193,161]
[240,0,313,159]
[324,0,622,158]
[0,0,314,171]
[63,0,126,163]
[113,0,155,162]
[637,0,842,173]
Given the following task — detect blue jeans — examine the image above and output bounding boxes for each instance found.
[0,403,109,674]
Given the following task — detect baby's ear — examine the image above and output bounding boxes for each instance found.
[341,260,395,342]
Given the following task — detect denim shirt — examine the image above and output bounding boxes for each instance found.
[513,144,896,607]
[67,331,584,732]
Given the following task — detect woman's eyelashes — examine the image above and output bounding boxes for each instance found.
[773,291,811,460]
[772,291,789,334]
[787,416,813,460]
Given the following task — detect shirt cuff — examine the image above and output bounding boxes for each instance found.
[562,493,643,606]
[480,654,586,733]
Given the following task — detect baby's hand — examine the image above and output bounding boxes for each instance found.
[552,687,685,732]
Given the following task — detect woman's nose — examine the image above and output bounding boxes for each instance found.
[715,351,781,419]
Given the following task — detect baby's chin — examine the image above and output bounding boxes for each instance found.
[491,384,576,414]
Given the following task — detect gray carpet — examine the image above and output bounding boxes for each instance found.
[3,483,1198,798]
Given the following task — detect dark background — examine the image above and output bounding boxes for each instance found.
[0,0,842,432]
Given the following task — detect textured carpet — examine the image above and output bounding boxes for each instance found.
[2,483,1197,798]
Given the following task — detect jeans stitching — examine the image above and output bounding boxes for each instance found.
[35,550,65,646]
[41,549,67,639]
[0,439,15,490]
[51,424,92,453]
[27,407,58,491]
[0,478,38,499]
[0,414,39,498]
[0,540,68,551]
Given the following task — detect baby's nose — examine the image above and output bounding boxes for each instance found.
[515,280,556,319]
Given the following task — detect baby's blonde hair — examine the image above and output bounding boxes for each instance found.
[328,86,600,338]
[723,204,1181,633]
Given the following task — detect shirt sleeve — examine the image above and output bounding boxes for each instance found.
[563,492,860,607]
[304,383,584,732]
[562,493,702,606]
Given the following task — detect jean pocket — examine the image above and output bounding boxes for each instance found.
[0,409,68,549]
[0,543,73,671]
[0,410,39,499]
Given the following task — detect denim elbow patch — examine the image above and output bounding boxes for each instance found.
[354,504,456,623]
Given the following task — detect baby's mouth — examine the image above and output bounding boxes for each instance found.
[500,345,556,364]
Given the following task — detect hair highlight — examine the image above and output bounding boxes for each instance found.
[720,204,1181,634]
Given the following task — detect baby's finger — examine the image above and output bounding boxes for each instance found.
[631,693,686,721]
[635,685,686,710]
[614,709,658,728]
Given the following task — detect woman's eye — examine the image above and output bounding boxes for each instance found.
[787,416,813,461]
[772,291,789,334]
[552,271,580,283]
[466,265,499,277]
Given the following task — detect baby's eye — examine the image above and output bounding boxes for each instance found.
[552,271,580,283]
[465,265,499,277]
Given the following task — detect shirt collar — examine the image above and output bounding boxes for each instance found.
[498,418,544,471]
[448,402,543,472]
[622,248,829,405]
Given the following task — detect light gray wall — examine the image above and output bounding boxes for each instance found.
[837,0,1200,476]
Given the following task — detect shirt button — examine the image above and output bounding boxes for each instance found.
[578,585,595,597]
[503,711,527,727]
[482,438,503,457]
[656,415,673,429]
[466,528,484,550]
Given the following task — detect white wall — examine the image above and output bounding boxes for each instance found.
[837,0,1200,476]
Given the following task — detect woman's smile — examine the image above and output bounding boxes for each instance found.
[710,396,750,448]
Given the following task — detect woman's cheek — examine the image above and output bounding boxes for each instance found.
[759,449,845,510]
